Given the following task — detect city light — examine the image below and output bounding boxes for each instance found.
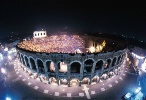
[141,60,146,72]
[8,55,12,60]
[135,87,141,94]
[4,47,8,52]
[0,53,3,60]
[132,52,145,59]
[1,68,6,74]
[6,97,11,100]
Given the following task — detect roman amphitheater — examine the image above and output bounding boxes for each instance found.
[16,31,127,87]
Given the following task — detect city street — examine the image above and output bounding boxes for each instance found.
[0,54,139,100]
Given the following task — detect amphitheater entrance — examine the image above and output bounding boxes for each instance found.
[49,77,58,86]
[70,62,81,74]
[37,59,44,73]
[70,78,79,86]
[58,61,67,73]
[84,59,94,73]
[95,60,103,72]
[59,79,68,86]
[92,76,100,84]
[24,56,30,68]
[30,58,37,71]
[81,78,90,85]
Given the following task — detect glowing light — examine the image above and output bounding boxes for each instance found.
[1,68,6,74]
[0,53,3,60]
[132,52,145,59]
[135,87,141,93]
[6,97,11,100]
[141,61,146,72]
[89,46,95,53]
[4,47,8,51]
[8,55,12,60]
[102,40,106,47]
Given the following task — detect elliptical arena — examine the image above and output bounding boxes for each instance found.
[16,31,127,87]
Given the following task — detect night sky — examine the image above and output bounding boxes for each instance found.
[0,0,146,41]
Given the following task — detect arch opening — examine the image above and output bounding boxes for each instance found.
[37,59,44,73]
[95,60,103,72]
[30,58,36,70]
[117,56,121,65]
[104,59,111,69]
[24,56,30,68]
[70,62,81,73]
[84,59,94,73]
[112,57,117,67]
[21,55,25,65]
[58,61,67,73]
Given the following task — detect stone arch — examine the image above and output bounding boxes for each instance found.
[104,59,112,69]
[21,54,25,65]
[94,60,104,72]
[29,57,36,70]
[70,61,81,73]
[37,59,44,73]
[57,60,67,73]
[45,60,55,72]
[45,60,53,72]
[117,55,121,65]
[70,78,79,86]
[81,78,90,85]
[84,59,94,73]
[24,56,30,68]
[112,57,117,67]
[18,53,21,62]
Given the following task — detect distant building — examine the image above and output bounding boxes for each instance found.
[33,31,47,38]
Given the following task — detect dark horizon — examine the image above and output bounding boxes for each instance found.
[0,0,146,41]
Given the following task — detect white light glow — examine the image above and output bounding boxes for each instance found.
[135,87,141,93]
[1,68,6,74]
[6,97,11,100]
[141,61,146,72]
[8,55,12,60]
[0,53,3,60]
[132,52,145,59]
[4,47,8,51]
[89,46,95,53]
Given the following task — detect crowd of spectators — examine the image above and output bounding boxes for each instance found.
[17,35,85,53]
